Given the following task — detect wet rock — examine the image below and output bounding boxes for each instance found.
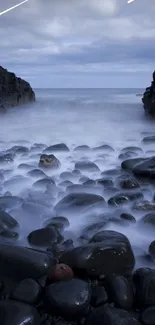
[108,192,143,206]
[104,275,134,309]
[54,193,106,214]
[39,154,60,169]
[58,180,73,188]
[91,283,108,307]
[142,136,155,143]
[28,227,62,247]
[43,216,70,230]
[120,213,136,223]
[83,179,96,186]
[75,161,100,172]
[118,151,138,160]
[133,267,151,284]
[18,163,35,171]
[85,304,140,325]
[43,143,69,153]
[132,157,155,179]
[132,200,155,211]
[140,306,155,325]
[48,264,74,282]
[121,146,143,154]
[32,177,55,189]
[148,241,155,259]
[11,278,41,305]
[96,178,113,187]
[21,201,49,218]
[3,175,29,189]
[0,171,4,182]
[93,144,114,152]
[118,176,140,189]
[14,146,29,155]
[44,278,91,318]
[79,176,90,183]
[27,168,47,178]
[140,213,155,226]
[72,169,81,176]
[80,221,107,242]
[0,210,18,230]
[0,153,14,164]
[47,243,66,259]
[74,145,91,151]
[0,300,40,325]
[101,169,124,177]
[0,229,19,239]
[66,184,104,196]
[134,269,155,307]
[0,65,35,108]
[60,171,78,182]
[0,243,56,281]
[121,158,147,171]
[60,230,135,277]
[30,143,46,153]
[0,195,23,209]
[63,239,74,250]
[0,281,5,299]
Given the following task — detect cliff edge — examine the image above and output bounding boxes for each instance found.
[0,66,35,111]
[142,71,155,116]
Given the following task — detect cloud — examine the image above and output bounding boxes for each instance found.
[0,0,155,87]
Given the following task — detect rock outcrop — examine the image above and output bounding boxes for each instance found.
[0,66,35,111]
[142,71,155,116]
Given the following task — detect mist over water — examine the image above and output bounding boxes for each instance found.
[0,88,155,269]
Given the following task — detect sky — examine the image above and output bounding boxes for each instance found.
[0,0,155,88]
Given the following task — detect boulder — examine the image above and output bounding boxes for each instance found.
[60,230,135,277]
[104,275,134,309]
[142,71,155,116]
[0,300,40,325]
[132,156,155,179]
[134,269,155,307]
[85,304,140,325]
[140,306,155,325]
[0,243,56,282]
[108,192,143,206]
[54,193,106,214]
[0,66,35,109]
[39,154,60,169]
[75,161,100,172]
[43,143,69,153]
[121,158,147,171]
[91,284,108,307]
[44,278,91,319]
[10,278,41,305]
[27,227,62,247]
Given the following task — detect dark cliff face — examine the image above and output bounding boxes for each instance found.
[0,66,35,111]
[142,71,155,116]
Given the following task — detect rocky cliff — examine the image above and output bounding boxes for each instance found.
[0,66,35,111]
[142,71,155,116]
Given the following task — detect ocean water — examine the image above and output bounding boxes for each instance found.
[0,88,155,267]
[0,88,151,146]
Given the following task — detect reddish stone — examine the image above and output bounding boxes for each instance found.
[48,263,74,282]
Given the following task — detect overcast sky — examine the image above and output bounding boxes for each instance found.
[0,0,154,88]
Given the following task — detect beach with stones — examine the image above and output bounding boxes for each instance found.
[1,131,155,324]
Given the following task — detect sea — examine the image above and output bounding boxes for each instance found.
[0,88,155,268]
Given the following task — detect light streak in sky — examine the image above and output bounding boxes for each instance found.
[0,0,29,16]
